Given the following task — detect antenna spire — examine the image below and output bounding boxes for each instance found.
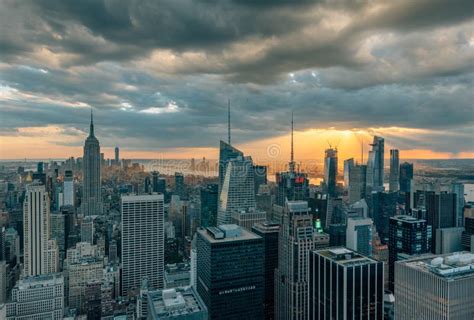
[90,108,94,137]
[227,98,231,145]
[289,111,295,173]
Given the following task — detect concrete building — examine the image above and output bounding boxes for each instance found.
[23,183,58,276]
[309,248,384,320]
[275,201,318,320]
[435,227,464,254]
[147,287,208,319]
[63,169,74,207]
[346,217,373,256]
[6,273,64,320]
[196,225,264,320]
[388,215,432,291]
[395,252,474,319]
[231,208,266,231]
[121,194,165,296]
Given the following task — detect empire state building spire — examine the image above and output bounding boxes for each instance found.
[89,109,95,137]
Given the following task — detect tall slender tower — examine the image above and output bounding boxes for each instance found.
[389,149,400,192]
[82,111,102,216]
[23,183,58,276]
[366,136,384,193]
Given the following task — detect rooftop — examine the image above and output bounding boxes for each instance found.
[15,273,64,290]
[198,224,261,243]
[391,215,426,223]
[314,247,379,267]
[147,287,207,319]
[400,251,474,280]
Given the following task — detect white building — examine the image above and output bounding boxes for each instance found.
[23,183,58,276]
[121,193,165,295]
[63,170,74,206]
[6,273,64,320]
[395,252,474,319]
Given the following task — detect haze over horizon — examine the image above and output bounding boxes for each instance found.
[1,0,473,159]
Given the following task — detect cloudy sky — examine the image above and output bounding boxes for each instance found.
[0,0,473,161]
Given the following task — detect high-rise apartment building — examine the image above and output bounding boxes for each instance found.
[309,247,384,320]
[346,217,373,256]
[324,147,338,197]
[252,222,279,320]
[395,252,474,319]
[366,136,384,193]
[217,156,256,225]
[388,215,432,291]
[196,224,264,320]
[82,111,102,216]
[389,149,399,192]
[121,194,165,295]
[275,201,318,320]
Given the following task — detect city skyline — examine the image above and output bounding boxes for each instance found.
[0,1,473,160]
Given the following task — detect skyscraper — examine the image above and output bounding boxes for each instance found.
[343,158,354,190]
[394,252,474,319]
[174,172,186,199]
[63,169,74,206]
[389,149,399,192]
[218,141,244,195]
[121,194,165,295]
[114,146,119,164]
[451,183,465,227]
[200,184,218,228]
[388,215,432,291]
[196,225,264,320]
[82,111,102,216]
[253,165,267,195]
[23,183,58,276]
[217,156,256,225]
[275,115,309,206]
[275,201,317,320]
[309,248,384,320]
[252,222,279,320]
[324,147,338,197]
[398,162,413,194]
[366,136,384,193]
[348,163,367,204]
[346,217,373,256]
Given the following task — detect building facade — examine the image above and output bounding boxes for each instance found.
[395,252,474,319]
[196,225,264,320]
[121,194,165,296]
[389,149,399,192]
[82,112,102,216]
[309,248,384,320]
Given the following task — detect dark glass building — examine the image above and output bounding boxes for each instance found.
[324,148,338,197]
[218,141,243,195]
[196,225,264,320]
[200,184,218,228]
[399,162,413,194]
[309,247,384,320]
[252,222,279,320]
[388,215,431,291]
[328,223,346,247]
[174,172,186,200]
[371,191,398,244]
[275,171,309,206]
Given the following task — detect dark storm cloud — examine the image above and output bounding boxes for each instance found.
[0,0,473,154]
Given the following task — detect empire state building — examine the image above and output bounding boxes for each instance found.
[82,111,102,216]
